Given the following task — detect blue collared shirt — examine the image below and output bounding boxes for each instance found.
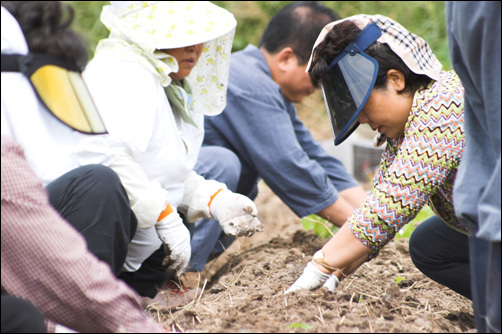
[203,45,359,218]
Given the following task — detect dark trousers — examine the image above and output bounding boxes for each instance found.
[118,146,241,298]
[1,293,45,333]
[118,221,194,298]
[409,215,471,299]
[45,165,137,276]
[118,245,169,298]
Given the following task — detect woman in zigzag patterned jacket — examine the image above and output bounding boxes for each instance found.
[286,14,470,301]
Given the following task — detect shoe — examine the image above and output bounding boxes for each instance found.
[142,278,199,310]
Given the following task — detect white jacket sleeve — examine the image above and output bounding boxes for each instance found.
[109,154,170,229]
[178,171,227,223]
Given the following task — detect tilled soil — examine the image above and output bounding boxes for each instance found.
[148,93,475,332]
[148,182,475,333]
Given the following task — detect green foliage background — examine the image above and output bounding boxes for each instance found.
[65,1,451,70]
[302,204,434,240]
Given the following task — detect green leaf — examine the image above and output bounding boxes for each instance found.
[286,323,313,330]
[396,205,435,239]
[301,215,339,239]
[395,276,405,283]
[301,216,315,231]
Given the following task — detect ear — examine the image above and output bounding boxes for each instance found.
[387,69,406,92]
[276,47,297,72]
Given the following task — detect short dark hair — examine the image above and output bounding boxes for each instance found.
[309,20,433,95]
[259,1,340,65]
[1,1,89,71]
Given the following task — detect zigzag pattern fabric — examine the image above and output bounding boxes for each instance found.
[349,71,465,258]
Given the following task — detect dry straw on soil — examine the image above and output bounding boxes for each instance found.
[146,182,475,333]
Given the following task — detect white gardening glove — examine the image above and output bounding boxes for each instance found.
[323,273,340,292]
[209,189,264,237]
[285,262,339,294]
[155,210,191,277]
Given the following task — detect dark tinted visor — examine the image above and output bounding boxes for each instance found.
[319,22,382,146]
[321,50,378,145]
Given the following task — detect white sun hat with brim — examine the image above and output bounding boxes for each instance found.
[97,1,237,116]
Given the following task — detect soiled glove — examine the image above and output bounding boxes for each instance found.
[155,211,191,277]
[323,273,340,292]
[209,189,264,237]
[285,262,339,293]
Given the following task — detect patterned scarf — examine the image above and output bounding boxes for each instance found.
[164,79,197,128]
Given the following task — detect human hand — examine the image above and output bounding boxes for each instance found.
[322,273,340,292]
[155,211,191,276]
[285,262,339,294]
[209,189,264,237]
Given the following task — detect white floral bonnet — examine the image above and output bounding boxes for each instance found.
[98,1,237,116]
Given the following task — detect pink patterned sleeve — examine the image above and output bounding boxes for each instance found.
[1,136,163,333]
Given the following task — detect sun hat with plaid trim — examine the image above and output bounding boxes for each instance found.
[307,14,442,80]
[307,14,442,145]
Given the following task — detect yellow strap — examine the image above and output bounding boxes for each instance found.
[157,203,174,222]
[313,250,337,273]
[313,250,348,278]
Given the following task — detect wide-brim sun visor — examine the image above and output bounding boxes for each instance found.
[319,22,382,145]
[1,54,107,134]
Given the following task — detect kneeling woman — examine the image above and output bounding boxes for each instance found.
[287,14,469,299]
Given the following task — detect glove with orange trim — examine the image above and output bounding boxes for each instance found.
[155,205,191,276]
[209,189,264,237]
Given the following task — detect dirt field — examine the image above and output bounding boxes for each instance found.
[147,92,475,333]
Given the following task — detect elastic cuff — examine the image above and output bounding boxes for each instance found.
[157,203,174,222]
[208,188,225,211]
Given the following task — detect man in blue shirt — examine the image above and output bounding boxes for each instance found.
[189,1,367,272]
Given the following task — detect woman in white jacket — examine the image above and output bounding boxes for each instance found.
[79,1,263,307]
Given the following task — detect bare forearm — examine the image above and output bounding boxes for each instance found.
[311,223,370,280]
[317,187,367,227]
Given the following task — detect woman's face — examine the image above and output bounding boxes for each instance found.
[357,70,414,139]
[162,43,204,81]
